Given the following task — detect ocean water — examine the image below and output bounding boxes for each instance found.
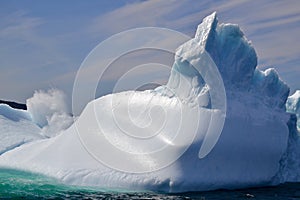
[0,168,299,200]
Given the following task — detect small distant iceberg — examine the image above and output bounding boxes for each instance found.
[286,90,300,130]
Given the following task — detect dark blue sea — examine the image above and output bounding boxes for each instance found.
[0,168,299,199]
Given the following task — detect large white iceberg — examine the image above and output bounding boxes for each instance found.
[0,12,298,192]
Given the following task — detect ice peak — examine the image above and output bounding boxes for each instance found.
[195,12,218,47]
[169,12,289,110]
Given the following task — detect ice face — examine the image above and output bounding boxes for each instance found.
[286,90,300,130]
[276,91,300,183]
[196,12,257,90]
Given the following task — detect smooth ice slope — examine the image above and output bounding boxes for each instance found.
[0,13,294,192]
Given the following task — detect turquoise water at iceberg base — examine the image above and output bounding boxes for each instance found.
[0,168,300,200]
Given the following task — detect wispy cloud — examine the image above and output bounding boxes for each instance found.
[0,11,43,38]
[0,11,75,101]
[89,0,186,36]
[88,0,300,92]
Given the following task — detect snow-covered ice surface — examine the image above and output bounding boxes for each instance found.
[0,104,43,155]
[0,12,299,192]
[0,89,73,155]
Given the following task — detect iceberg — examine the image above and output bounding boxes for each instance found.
[0,12,298,192]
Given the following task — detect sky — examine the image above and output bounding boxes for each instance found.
[0,0,299,107]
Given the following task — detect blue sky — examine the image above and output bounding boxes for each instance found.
[0,0,299,104]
